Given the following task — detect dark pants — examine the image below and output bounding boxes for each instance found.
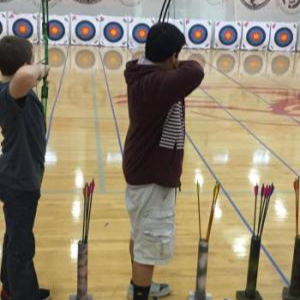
[0,189,40,300]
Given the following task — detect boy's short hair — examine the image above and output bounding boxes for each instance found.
[0,35,33,76]
[145,22,186,63]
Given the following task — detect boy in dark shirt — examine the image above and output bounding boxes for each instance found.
[123,23,205,300]
[0,36,50,300]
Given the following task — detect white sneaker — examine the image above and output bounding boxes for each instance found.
[127,282,171,299]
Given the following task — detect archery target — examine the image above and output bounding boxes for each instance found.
[185,20,212,49]
[212,51,240,75]
[133,23,149,43]
[40,15,70,45]
[49,20,65,41]
[214,22,242,50]
[13,19,33,39]
[104,22,124,43]
[71,14,100,46]
[241,22,270,50]
[269,23,297,51]
[0,12,7,39]
[102,48,126,73]
[267,52,295,77]
[8,13,38,43]
[100,16,128,47]
[240,51,267,76]
[76,21,96,41]
[72,47,98,73]
[128,17,155,48]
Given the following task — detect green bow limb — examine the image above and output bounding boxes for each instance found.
[41,0,49,117]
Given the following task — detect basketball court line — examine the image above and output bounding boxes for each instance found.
[204,60,300,126]
[91,71,107,193]
[46,46,71,143]
[201,87,299,176]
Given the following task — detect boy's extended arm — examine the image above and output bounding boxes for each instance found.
[9,64,49,100]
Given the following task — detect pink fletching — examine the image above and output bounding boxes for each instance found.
[264,185,269,198]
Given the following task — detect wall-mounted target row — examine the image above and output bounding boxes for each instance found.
[1,13,299,51]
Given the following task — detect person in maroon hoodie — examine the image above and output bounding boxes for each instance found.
[123,22,205,300]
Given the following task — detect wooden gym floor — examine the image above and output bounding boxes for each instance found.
[1,45,300,300]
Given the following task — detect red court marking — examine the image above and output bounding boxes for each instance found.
[114,84,300,124]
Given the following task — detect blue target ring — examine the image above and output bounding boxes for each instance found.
[275,27,294,48]
[188,24,208,45]
[48,20,65,41]
[246,26,266,47]
[75,20,96,42]
[104,22,124,43]
[12,18,34,39]
[132,23,149,44]
[219,25,238,46]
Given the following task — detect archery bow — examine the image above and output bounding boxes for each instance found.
[41,0,49,117]
[159,0,173,23]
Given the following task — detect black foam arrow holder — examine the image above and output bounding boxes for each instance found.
[283,236,300,300]
[236,236,263,300]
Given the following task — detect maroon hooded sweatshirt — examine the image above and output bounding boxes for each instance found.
[123,59,205,188]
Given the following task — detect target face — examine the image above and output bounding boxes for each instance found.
[12,19,34,39]
[132,23,150,44]
[274,27,294,48]
[75,49,96,69]
[240,0,271,9]
[244,55,263,74]
[246,26,266,47]
[217,54,236,73]
[189,24,208,45]
[75,20,96,41]
[104,22,124,43]
[103,50,123,70]
[49,20,65,41]
[272,55,290,75]
[49,48,66,68]
[219,26,238,46]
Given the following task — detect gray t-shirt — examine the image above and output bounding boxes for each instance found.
[0,82,46,191]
